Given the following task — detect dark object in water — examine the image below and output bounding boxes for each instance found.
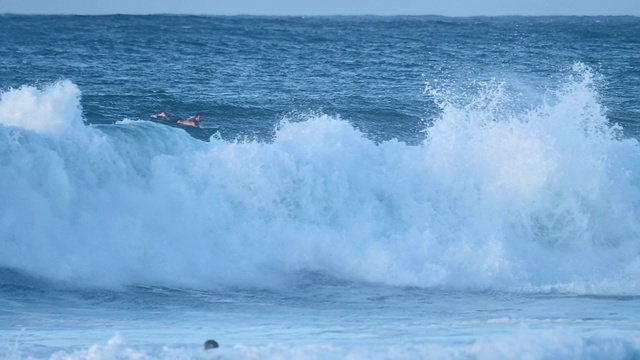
[204,339,219,350]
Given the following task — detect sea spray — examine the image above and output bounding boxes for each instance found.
[0,81,84,133]
[422,64,640,292]
[1,66,640,294]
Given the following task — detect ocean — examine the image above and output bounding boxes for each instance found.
[1,14,640,359]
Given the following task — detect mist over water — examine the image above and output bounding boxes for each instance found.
[1,64,639,295]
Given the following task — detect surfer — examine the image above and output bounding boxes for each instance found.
[203,339,219,350]
[150,111,171,121]
[150,112,204,127]
[177,114,203,127]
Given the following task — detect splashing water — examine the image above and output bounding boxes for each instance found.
[1,65,640,295]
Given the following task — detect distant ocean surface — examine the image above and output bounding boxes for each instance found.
[1,14,640,359]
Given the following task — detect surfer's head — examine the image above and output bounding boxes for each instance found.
[204,339,219,350]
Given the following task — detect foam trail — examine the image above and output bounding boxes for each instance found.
[1,66,640,294]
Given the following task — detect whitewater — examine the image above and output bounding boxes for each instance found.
[1,15,639,359]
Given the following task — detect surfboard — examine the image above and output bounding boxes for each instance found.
[148,118,218,142]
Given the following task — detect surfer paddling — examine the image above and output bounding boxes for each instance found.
[150,111,171,121]
[151,112,204,127]
[177,114,203,127]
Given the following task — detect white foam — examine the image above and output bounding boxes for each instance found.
[16,332,640,360]
[1,66,640,294]
[0,81,84,133]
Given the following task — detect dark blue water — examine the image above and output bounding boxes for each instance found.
[2,16,640,139]
[1,15,640,359]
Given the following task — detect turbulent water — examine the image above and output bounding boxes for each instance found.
[1,14,640,359]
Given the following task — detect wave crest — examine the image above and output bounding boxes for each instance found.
[1,68,640,294]
[0,80,84,133]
